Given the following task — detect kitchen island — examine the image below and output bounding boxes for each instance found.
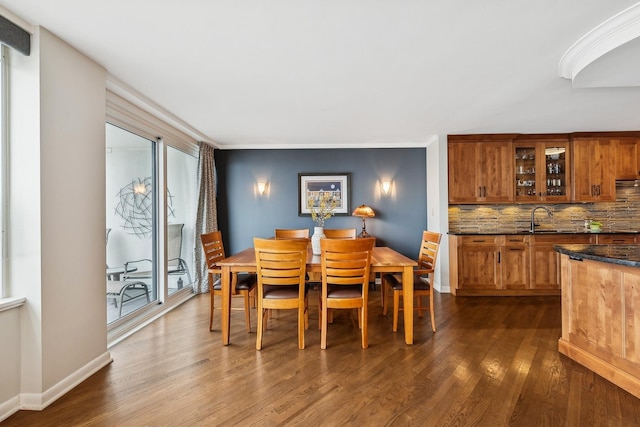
[554,243,640,399]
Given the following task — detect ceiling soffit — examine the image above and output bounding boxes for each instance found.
[559,2,640,87]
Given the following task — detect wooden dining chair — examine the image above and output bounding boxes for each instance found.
[323,228,357,239]
[274,228,310,239]
[201,231,256,332]
[254,237,309,350]
[319,237,375,349]
[382,230,442,333]
[313,228,356,327]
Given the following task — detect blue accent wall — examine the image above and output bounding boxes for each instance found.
[215,148,427,257]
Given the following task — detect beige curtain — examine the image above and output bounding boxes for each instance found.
[193,142,218,293]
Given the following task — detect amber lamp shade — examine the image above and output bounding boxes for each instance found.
[352,204,375,238]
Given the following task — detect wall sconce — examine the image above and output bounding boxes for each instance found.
[381,181,392,195]
[257,181,268,195]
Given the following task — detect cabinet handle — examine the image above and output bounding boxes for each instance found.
[597,185,601,196]
[591,185,595,196]
[478,187,482,197]
[498,252,501,263]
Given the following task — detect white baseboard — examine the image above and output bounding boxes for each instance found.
[0,396,20,422]
[4,351,113,416]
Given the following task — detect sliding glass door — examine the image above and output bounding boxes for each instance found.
[166,145,197,295]
[106,124,157,323]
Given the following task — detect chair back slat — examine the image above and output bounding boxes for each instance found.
[274,228,310,239]
[323,228,357,239]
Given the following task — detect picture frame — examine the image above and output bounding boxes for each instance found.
[298,173,351,216]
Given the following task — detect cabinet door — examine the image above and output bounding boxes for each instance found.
[531,243,560,289]
[514,139,570,203]
[614,139,640,180]
[501,245,530,289]
[572,139,616,202]
[594,140,616,201]
[572,141,593,201]
[531,235,596,289]
[479,142,513,203]
[458,245,500,289]
[448,142,479,203]
[514,143,538,202]
[541,141,571,202]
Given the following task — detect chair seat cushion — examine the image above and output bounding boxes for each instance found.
[383,273,431,291]
[236,273,257,291]
[326,284,362,298]
[211,273,256,291]
[263,284,304,299]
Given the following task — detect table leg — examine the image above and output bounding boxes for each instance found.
[221,266,231,345]
[402,265,414,345]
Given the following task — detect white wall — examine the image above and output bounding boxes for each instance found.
[426,135,450,293]
[1,24,111,415]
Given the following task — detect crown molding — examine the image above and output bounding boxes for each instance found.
[558,2,640,81]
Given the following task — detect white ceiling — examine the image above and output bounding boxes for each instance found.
[3,0,640,149]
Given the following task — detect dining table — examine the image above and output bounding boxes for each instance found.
[212,245,418,346]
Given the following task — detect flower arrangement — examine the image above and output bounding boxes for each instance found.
[309,193,337,226]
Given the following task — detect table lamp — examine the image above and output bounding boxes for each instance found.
[352,204,375,237]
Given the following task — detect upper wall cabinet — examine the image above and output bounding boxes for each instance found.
[571,137,616,202]
[513,135,571,203]
[448,135,515,204]
[614,138,640,180]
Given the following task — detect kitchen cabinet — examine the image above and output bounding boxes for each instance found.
[452,235,530,295]
[613,138,640,180]
[454,235,501,291]
[530,234,595,290]
[571,138,616,202]
[513,136,571,203]
[501,235,529,289]
[448,135,514,203]
[450,233,599,296]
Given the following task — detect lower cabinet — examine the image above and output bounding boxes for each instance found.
[502,235,530,290]
[450,233,598,296]
[530,234,594,290]
[455,235,501,290]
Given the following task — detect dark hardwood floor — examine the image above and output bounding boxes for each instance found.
[5,289,640,426]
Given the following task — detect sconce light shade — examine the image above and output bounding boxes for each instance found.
[257,181,267,195]
[352,204,375,237]
[381,181,392,195]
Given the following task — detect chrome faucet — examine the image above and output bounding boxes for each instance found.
[530,206,553,232]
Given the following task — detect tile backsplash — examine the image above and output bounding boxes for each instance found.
[448,182,640,234]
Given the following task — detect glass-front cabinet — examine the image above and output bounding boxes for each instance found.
[513,137,571,203]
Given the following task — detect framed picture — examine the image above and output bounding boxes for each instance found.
[298,173,351,216]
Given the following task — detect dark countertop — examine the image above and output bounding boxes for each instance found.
[449,230,640,235]
[553,244,640,268]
